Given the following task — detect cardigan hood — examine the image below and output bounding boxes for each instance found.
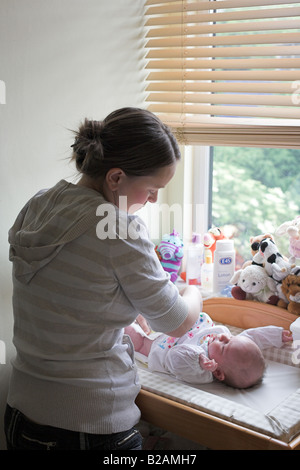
[8,180,103,284]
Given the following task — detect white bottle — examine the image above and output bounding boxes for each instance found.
[186,233,203,285]
[212,239,235,294]
[201,250,213,291]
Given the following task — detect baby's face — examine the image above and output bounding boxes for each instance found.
[208,333,255,370]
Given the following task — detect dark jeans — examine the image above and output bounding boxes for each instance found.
[4,405,142,450]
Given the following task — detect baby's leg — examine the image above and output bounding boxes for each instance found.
[125,325,152,357]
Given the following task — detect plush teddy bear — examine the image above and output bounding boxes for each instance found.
[277,269,300,315]
[230,264,279,304]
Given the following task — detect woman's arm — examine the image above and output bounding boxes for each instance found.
[166,286,202,337]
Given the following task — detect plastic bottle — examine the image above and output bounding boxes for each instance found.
[212,239,235,294]
[201,249,214,291]
[186,233,203,285]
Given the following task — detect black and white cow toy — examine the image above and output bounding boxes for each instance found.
[252,237,295,282]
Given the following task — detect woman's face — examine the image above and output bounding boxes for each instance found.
[107,163,177,214]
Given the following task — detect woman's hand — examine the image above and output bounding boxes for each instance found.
[135,314,151,335]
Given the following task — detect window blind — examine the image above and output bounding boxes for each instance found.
[144,0,300,147]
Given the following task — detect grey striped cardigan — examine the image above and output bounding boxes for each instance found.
[7,180,188,433]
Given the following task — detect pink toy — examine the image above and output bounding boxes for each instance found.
[155,230,184,283]
[276,216,300,261]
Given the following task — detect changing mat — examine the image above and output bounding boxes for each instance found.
[136,324,300,443]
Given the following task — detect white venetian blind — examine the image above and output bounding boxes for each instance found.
[144,0,300,147]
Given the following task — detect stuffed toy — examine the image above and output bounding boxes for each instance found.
[155,230,184,283]
[242,233,274,269]
[203,227,225,261]
[277,269,300,315]
[230,264,279,304]
[250,233,274,257]
[252,237,295,282]
[276,216,300,263]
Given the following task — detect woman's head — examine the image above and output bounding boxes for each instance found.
[71,107,181,179]
[71,108,180,213]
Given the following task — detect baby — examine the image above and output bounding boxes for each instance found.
[125,312,293,389]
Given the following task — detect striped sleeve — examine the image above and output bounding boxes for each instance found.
[108,215,189,334]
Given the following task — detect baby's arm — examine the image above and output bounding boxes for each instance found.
[162,344,214,384]
[240,326,292,350]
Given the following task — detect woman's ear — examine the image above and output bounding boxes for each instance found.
[213,367,225,382]
[105,168,126,191]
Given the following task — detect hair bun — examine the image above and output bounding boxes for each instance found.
[71,119,105,175]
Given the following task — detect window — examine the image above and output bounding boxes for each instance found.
[144,1,300,238]
[144,0,300,269]
[210,146,300,267]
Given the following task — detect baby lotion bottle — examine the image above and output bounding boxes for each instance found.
[212,239,235,294]
[201,249,213,291]
[186,233,203,285]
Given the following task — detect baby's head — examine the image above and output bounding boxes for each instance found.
[208,333,265,389]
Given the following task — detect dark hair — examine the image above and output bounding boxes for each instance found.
[71,107,181,178]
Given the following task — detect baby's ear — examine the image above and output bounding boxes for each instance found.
[213,368,225,382]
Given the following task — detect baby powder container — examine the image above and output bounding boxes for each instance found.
[201,250,214,291]
[212,239,235,294]
[186,233,203,285]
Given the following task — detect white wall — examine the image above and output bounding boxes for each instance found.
[0,0,146,449]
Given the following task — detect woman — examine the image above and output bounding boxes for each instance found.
[5,107,202,450]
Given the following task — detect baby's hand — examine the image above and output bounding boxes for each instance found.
[282,330,293,343]
[199,354,218,372]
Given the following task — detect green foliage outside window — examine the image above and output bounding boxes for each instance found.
[211,147,300,267]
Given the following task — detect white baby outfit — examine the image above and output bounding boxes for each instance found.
[147,312,284,385]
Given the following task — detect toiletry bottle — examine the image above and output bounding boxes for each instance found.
[201,249,213,291]
[186,233,203,285]
[212,239,235,294]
